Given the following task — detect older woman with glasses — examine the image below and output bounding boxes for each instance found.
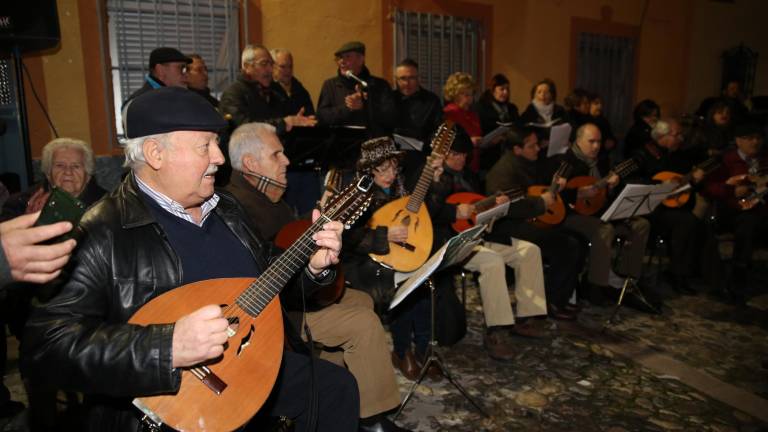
[1,138,106,221]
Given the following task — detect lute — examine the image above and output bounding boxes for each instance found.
[566,158,638,216]
[367,121,456,272]
[128,176,374,432]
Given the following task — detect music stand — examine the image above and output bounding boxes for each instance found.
[390,225,489,419]
[600,183,679,326]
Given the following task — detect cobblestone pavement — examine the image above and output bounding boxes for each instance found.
[2,279,767,431]
[392,279,768,432]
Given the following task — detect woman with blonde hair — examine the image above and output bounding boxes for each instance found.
[443,72,483,173]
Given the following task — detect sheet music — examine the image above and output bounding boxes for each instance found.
[389,224,486,310]
[393,134,424,152]
[525,118,561,129]
[600,182,679,222]
[546,123,572,157]
[478,125,510,148]
[475,201,510,227]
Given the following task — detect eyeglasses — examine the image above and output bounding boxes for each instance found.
[251,59,274,67]
[373,162,399,175]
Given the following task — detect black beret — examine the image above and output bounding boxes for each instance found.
[733,121,763,138]
[123,87,227,139]
[450,135,473,155]
[334,41,365,57]
[149,47,192,69]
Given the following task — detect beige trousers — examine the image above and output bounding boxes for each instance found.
[462,239,548,327]
[304,288,401,418]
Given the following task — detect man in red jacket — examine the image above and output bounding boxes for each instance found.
[705,122,768,302]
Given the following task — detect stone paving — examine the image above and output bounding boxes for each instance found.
[2,277,767,431]
[392,279,768,432]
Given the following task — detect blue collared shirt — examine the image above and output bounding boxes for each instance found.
[134,174,219,227]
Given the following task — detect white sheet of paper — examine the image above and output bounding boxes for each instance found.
[546,123,572,157]
[478,125,509,149]
[475,201,510,227]
[393,134,424,152]
[389,224,486,310]
[600,182,679,222]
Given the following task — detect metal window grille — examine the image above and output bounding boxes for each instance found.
[393,9,484,99]
[106,0,239,136]
[575,32,636,137]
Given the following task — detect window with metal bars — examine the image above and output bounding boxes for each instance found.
[393,9,485,99]
[106,0,239,137]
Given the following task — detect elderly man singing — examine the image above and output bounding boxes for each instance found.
[22,87,359,431]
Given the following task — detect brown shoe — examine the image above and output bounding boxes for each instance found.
[391,350,420,381]
[483,331,516,362]
[512,320,546,338]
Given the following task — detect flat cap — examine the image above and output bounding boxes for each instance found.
[149,47,192,69]
[123,87,227,139]
[334,41,365,57]
[733,121,763,138]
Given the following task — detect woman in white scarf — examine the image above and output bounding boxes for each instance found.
[520,78,568,153]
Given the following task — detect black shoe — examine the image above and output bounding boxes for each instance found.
[0,400,24,419]
[359,415,411,432]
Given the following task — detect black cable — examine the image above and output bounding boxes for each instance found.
[20,59,59,138]
[300,275,319,432]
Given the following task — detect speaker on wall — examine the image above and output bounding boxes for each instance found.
[0,1,61,55]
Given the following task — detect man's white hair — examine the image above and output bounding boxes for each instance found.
[41,138,95,177]
[269,48,291,60]
[122,133,172,170]
[241,44,269,69]
[651,120,672,141]
[229,123,278,172]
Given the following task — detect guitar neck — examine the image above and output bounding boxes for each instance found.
[474,188,523,212]
[236,218,325,316]
[407,162,436,212]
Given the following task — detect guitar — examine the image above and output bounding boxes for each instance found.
[274,223,345,308]
[652,157,720,208]
[128,176,374,432]
[367,121,456,272]
[446,188,525,233]
[566,158,638,216]
[527,161,571,227]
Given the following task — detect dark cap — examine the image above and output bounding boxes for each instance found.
[356,137,405,172]
[334,41,365,57]
[123,87,227,139]
[450,136,473,155]
[734,122,763,138]
[149,47,192,69]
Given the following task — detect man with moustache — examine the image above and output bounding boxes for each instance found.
[225,123,408,432]
[22,88,359,431]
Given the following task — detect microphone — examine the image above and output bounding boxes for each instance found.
[344,70,368,89]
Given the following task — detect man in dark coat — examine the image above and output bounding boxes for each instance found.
[123,47,191,108]
[317,41,396,169]
[22,87,358,432]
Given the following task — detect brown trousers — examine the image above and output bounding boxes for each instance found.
[562,214,650,286]
[304,289,401,418]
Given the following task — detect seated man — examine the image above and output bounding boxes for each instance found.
[426,137,549,361]
[631,118,708,294]
[558,124,655,311]
[485,128,587,320]
[224,123,408,432]
[22,87,359,431]
[705,122,768,302]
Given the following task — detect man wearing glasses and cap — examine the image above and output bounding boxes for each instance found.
[123,47,192,107]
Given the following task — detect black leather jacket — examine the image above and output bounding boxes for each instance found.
[21,175,323,431]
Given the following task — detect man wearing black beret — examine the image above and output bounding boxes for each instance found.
[22,87,359,431]
[317,41,397,170]
[123,47,192,107]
